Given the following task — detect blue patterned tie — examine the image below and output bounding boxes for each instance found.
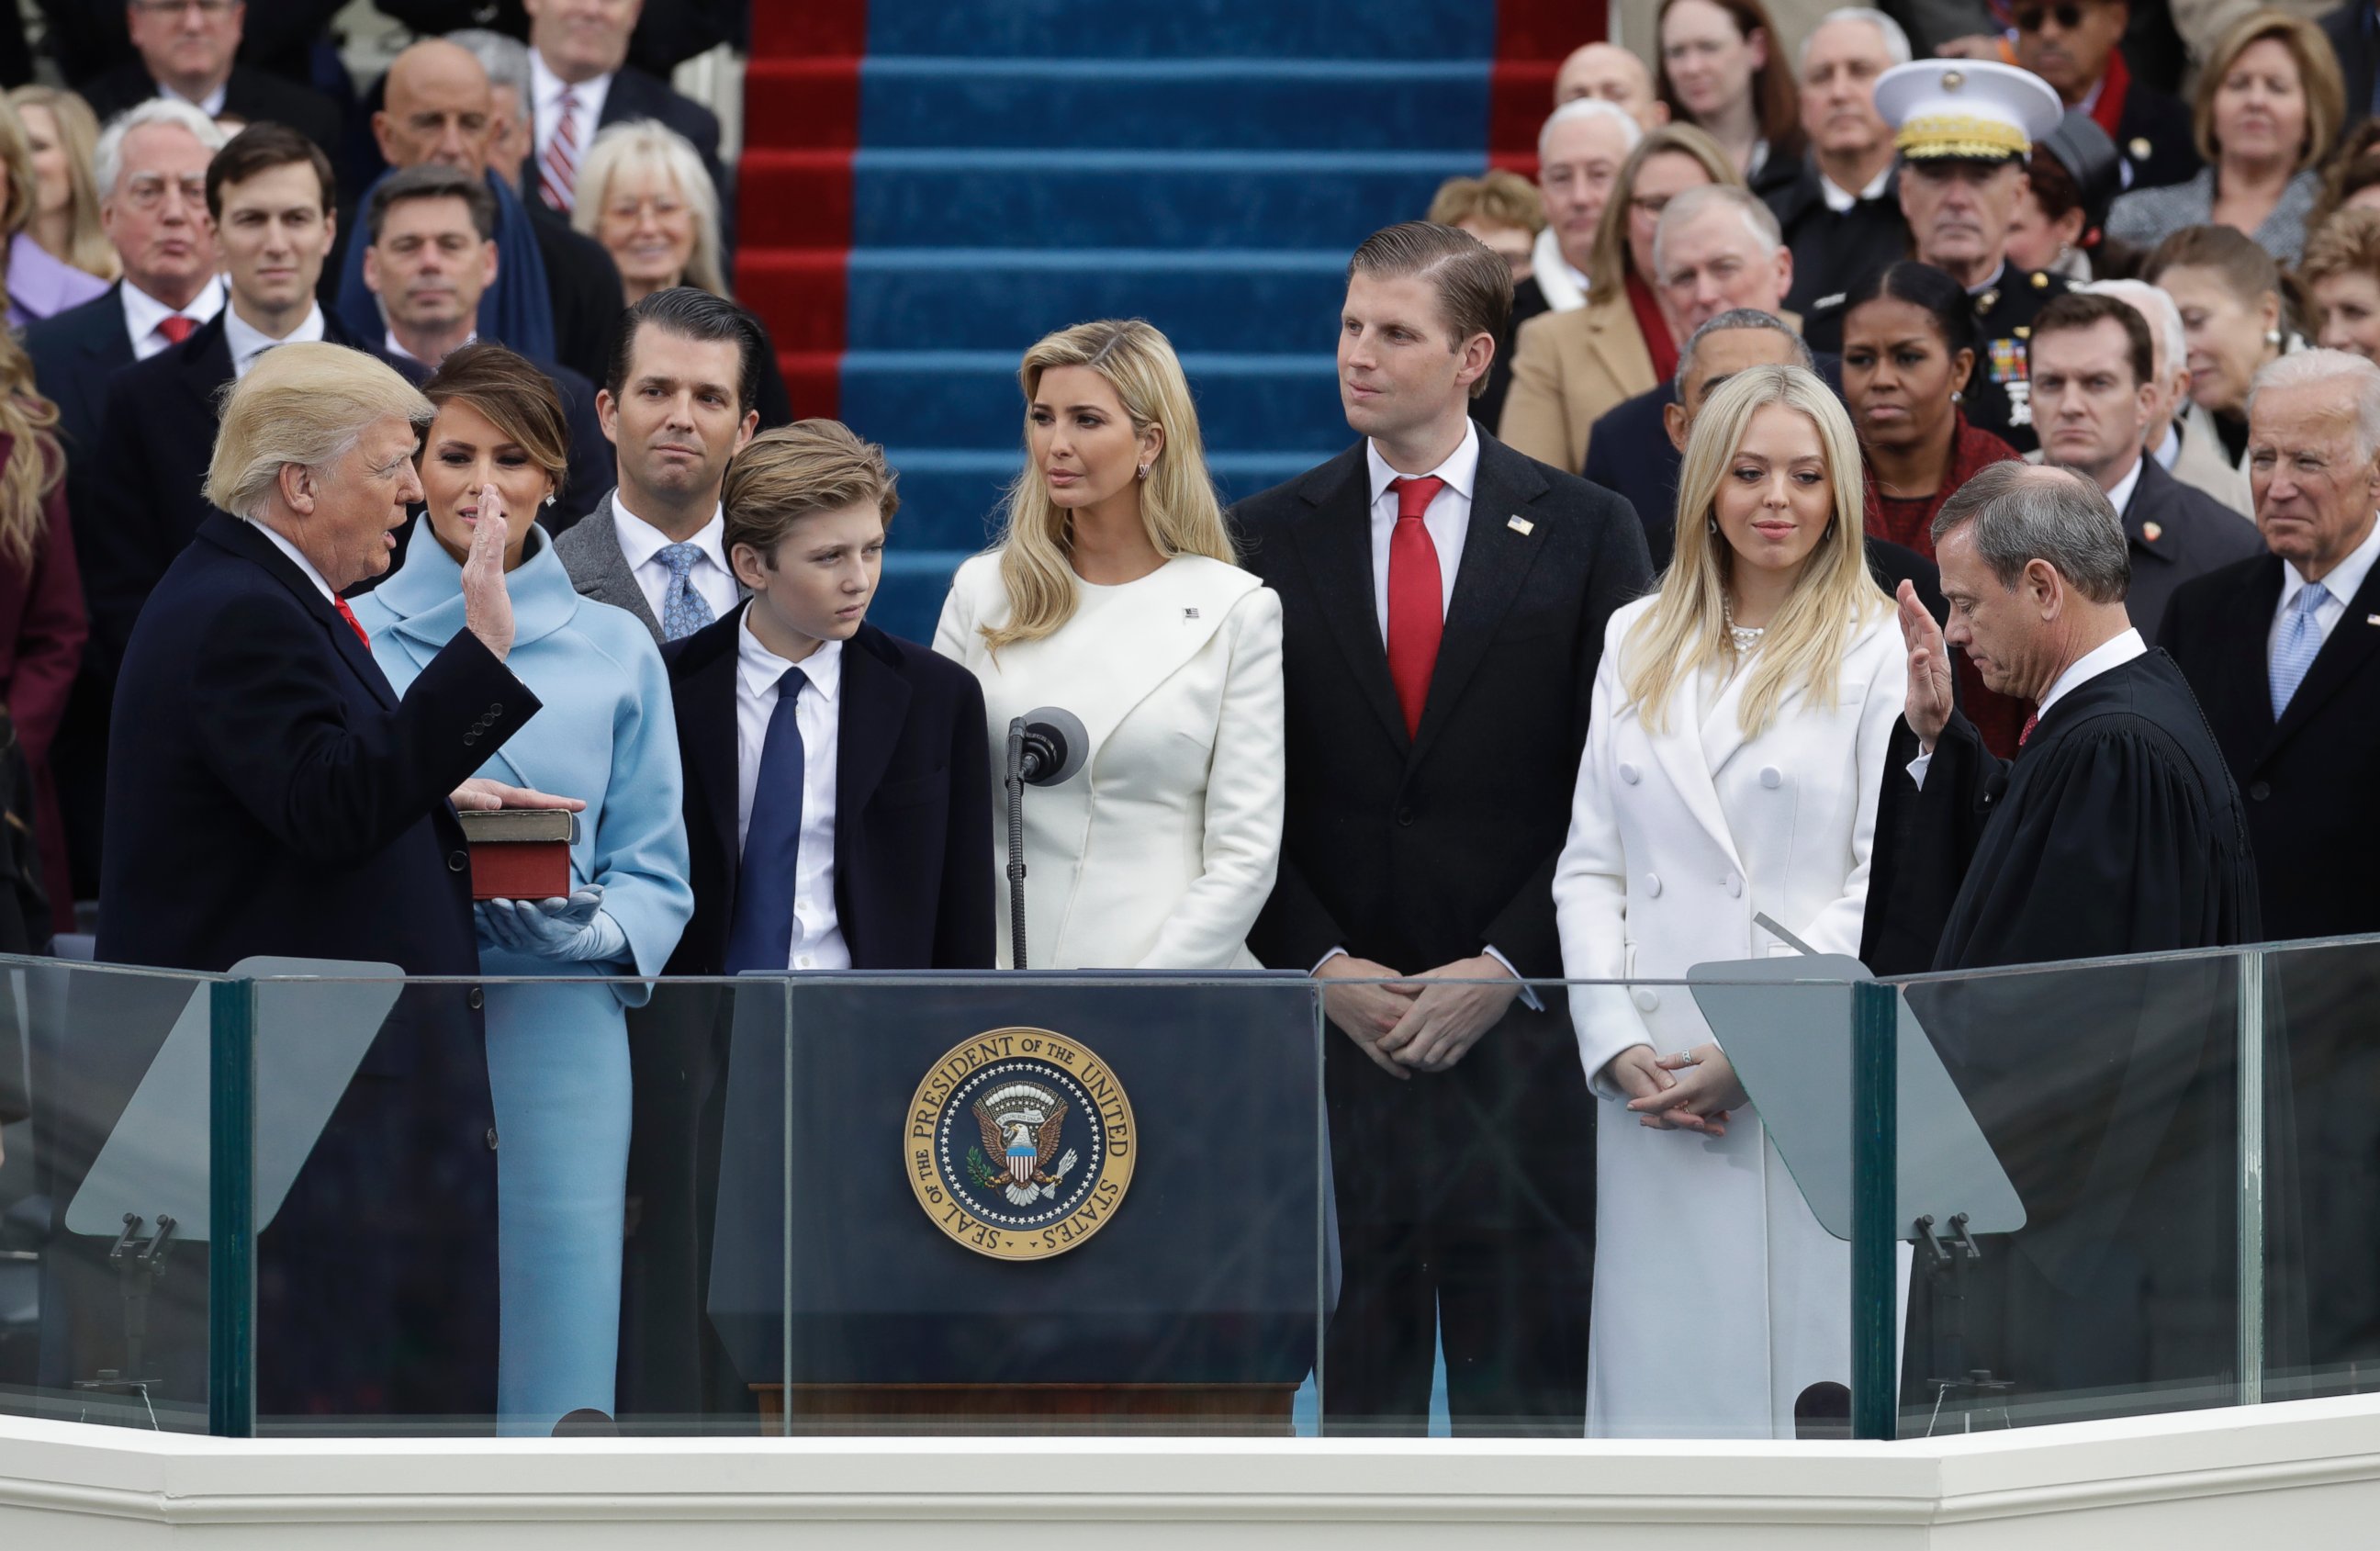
[657,542,716,641]
[2270,580,2330,719]
[724,667,807,973]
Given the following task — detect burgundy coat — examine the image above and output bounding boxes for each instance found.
[0,428,89,932]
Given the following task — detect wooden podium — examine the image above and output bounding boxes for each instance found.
[752,1382,1298,1436]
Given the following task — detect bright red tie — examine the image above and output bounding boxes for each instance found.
[333,596,371,649]
[2018,708,2039,747]
[1386,474,1446,737]
[156,314,195,345]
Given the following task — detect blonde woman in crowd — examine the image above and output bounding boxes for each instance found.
[0,92,107,326]
[1427,168,1545,284]
[934,318,1284,970]
[6,87,116,285]
[1555,364,1904,1438]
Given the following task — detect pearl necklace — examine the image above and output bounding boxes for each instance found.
[1721,597,1765,654]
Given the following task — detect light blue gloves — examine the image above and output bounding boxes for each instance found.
[475,887,628,964]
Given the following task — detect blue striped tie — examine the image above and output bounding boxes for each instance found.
[657,543,716,641]
[2270,581,2329,719]
[724,668,808,973]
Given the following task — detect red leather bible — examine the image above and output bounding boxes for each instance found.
[455,809,578,901]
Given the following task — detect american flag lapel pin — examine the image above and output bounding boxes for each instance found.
[1184,607,1200,620]
[1508,514,1534,535]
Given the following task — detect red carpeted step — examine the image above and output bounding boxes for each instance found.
[735,150,857,250]
[745,59,864,152]
[1490,60,1561,158]
[735,249,848,355]
[753,2,868,61]
[779,350,843,421]
[1498,0,1607,59]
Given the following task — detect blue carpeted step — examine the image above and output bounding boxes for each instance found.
[847,249,1353,354]
[881,449,1340,553]
[860,58,1488,151]
[866,0,1497,60]
[841,350,1347,453]
[870,548,972,646]
[853,149,1476,250]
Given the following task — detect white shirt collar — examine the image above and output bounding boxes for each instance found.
[2281,513,2380,613]
[159,77,229,118]
[1819,161,1892,213]
[613,492,729,572]
[736,608,844,705]
[224,300,324,378]
[530,48,612,128]
[2038,627,2148,719]
[121,274,224,350]
[1365,418,1480,510]
[2104,453,2146,518]
[384,327,474,366]
[243,517,337,603]
[2153,421,2182,470]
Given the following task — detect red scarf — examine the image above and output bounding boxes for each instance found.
[2087,50,2129,140]
[1624,271,1681,383]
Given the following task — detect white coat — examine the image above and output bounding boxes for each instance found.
[1555,594,1907,1439]
[934,551,1285,970]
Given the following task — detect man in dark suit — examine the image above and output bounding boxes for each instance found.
[2015,0,2199,191]
[25,96,226,904]
[2161,348,2380,1389]
[2032,290,2263,639]
[1772,11,1911,316]
[2323,1,2380,141]
[619,421,992,1419]
[1235,222,1652,1435]
[342,39,625,385]
[78,1,346,154]
[82,124,414,686]
[96,343,566,1417]
[522,0,727,219]
[556,288,760,644]
[376,0,747,78]
[356,164,611,527]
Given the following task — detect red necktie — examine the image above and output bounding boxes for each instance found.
[333,597,371,649]
[1386,474,1446,737]
[157,314,195,345]
[2018,708,2039,747]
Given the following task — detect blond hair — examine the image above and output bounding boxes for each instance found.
[1622,364,1887,736]
[571,118,727,298]
[1584,121,1740,299]
[208,343,433,520]
[6,88,113,281]
[2195,8,2344,174]
[724,419,901,559]
[0,94,35,242]
[980,319,1232,652]
[1426,169,1545,236]
[0,330,62,570]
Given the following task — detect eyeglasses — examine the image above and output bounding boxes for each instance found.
[2015,3,2091,30]
[132,1,239,15]
[120,174,209,212]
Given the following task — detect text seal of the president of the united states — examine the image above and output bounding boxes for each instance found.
[906,1028,1137,1261]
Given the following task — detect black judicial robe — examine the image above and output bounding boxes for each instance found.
[1861,649,2292,1417]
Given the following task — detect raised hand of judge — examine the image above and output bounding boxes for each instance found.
[461,481,517,661]
[1898,579,1954,750]
[1313,953,1418,1080]
[1379,956,1521,1073]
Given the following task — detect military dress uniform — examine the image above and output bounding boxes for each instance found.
[1962,262,2068,455]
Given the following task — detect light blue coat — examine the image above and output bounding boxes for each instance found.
[352,515,693,1433]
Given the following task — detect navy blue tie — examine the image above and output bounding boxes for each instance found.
[724,666,808,973]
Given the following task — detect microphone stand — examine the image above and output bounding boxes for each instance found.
[1004,716,1029,970]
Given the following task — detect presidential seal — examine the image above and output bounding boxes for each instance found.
[905,1028,1136,1261]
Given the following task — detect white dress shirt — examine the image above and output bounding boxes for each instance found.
[159,77,229,118]
[735,613,849,972]
[2272,514,2380,661]
[1364,417,1478,635]
[384,327,474,366]
[530,50,613,163]
[612,498,741,625]
[121,275,224,362]
[2152,421,2182,471]
[243,518,335,603]
[2105,453,2145,519]
[1907,628,2146,786]
[1819,162,1892,213]
[224,300,324,379]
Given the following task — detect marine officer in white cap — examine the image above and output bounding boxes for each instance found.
[1805,57,2067,455]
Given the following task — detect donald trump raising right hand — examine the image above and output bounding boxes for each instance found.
[97,343,575,1422]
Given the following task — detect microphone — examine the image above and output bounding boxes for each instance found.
[1014,707,1087,787]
